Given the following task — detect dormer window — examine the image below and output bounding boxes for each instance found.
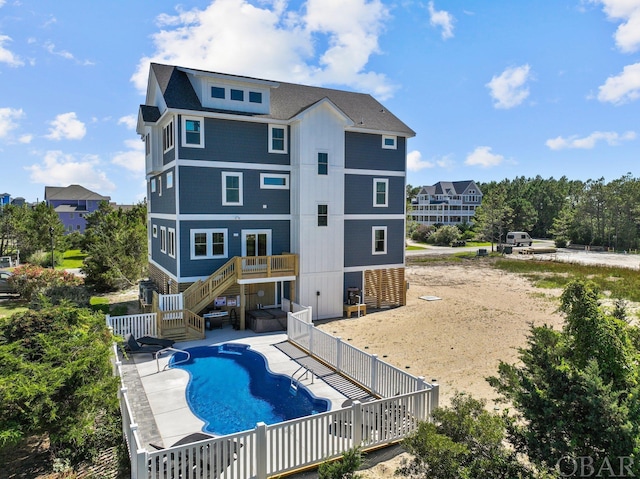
[249,92,262,103]
[230,89,244,101]
[182,116,204,148]
[382,135,397,150]
[211,86,225,99]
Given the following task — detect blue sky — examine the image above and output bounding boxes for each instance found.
[1,0,639,204]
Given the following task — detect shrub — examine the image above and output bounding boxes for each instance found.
[30,285,91,310]
[428,225,460,246]
[8,264,83,301]
[26,249,64,268]
[412,224,435,243]
[65,231,85,250]
[318,447,363,479]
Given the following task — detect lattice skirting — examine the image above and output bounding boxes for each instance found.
[364,267,406,309]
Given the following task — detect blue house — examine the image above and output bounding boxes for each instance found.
[137,63,414,327]
[44,185,110,234]
[0,193,10,208]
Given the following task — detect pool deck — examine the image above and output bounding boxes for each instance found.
[121,325,353,449]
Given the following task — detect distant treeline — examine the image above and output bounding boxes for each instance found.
[478,173,640,250]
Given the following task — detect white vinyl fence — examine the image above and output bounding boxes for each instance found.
[110,310,438,479]
[106,313,157,339]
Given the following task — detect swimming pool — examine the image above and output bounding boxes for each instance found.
[170,343,330,435]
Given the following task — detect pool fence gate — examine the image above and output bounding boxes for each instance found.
[110,310,439,479]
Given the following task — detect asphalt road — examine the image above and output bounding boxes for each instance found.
[407,239,640,270]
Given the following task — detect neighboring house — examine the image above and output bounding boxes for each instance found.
[411,181,483,226]
[137,63,415,324]
[0,193,10,208]
[44,185,111,234]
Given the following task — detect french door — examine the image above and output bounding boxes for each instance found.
[241,230,272,257]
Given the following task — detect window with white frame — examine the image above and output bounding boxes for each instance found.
[151,178,156,193]
[191,229,228,259]
[372,226,387,254]
[260,173,289,189]
[230,89,244,101]
[318,204,328,226]
[269,125,287,153]
[168,228,176,258]
[211,86,225,99]
[317,152,328,175]
[382,135,397,150]
[373,178,388,207]
[145,133,150,155]
[167,171,174,189]
[222,172,243,205]
[163,119,174,152]
[152,224,158,238]
[182,116,204,148]
[158,176,162,196]
[160,226,167,253]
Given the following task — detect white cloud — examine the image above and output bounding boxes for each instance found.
[428,1,455,39]
[407,150,434,171]
[19,134,33,144]
[465,146,504,168]
[43,41,94,66]
[118,115,137,130]
[0,35,24,67]
[0,1,6,7]
[590,0,640,53]
[112,139,145,174]
[597,62,640,104]
[45,112,86,140]
[131,0,396,100]
[546,130,636,149]
[0,107,25,140]
[486,64,532,109]
[26,150,116,191]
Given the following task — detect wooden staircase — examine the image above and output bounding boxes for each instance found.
[183,257,238,315]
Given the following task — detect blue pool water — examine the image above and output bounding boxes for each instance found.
[170,343,330,435]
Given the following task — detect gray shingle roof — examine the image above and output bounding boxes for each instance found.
[421,181,481,196]
[145,63,415,137]
[45,185,110,202]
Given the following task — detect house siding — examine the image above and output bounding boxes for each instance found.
[178,117,290,166]
[178,166,290,215]
[345,132,406,171]
[344,174,405,215]
[150,218,177,275]
[343,219,404,268]
[148,168,176,214]
[178,219,290,278]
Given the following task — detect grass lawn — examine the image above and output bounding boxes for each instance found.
[0,298,28,319]
[59,249,87,269]
[406,245,427,250]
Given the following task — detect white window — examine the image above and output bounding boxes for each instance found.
[318,204,328,227]
[260,173,289,189]
[373,178,388,207]
[160,226,167,253]
[151,178,156,193]
[222,172,243,205]
[158,176,162,196]
[152,224,158,238]
[182,116,204,148]
[190,229,228,259]
[145,133,150,155]
[372,226,387,255]
[269,125,287,153]
[382,135,397,150]
[168,228,176,258]
[317,152,328,175]
[163,119,174,152]
[167,171,174,189]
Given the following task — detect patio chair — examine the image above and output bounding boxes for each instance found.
[122,334,165,358]
[136,335,175,348]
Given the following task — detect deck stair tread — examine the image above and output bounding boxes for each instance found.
[274,340,376,402]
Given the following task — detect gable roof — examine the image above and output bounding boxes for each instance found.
[421,180,482,196]
[144,63,415,137]
[44,185,111,202]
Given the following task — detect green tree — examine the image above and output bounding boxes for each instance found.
[473,184,512,251]
[428,225,460,246]
[0,305,120,463]
[488,280,640,475]
[397,393,537,479]
[82,202,148,291]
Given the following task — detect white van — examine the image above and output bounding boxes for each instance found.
[506,232,532,247]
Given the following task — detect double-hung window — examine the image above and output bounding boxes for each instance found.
[318,152,328,175]
[162,120,174,152]
[191,229,228,259]
[318,205,328,226]
[372,226,387,254]
[182,116,204,148]
[373,178,388,207]
[160,226,167,254]
[269,125,287,153]
[168,228,176,258]
[167,171,174,189]
[222,172,243,205]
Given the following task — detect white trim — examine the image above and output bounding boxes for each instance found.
[150,178,156,193]
[373,178,388,207]
[343,263,405,273]
[237,275,296,285]
[181,115,205,148]
[148,258,179,282]
[166,171,174,189]
[190,228,228,260]
[241,229,272,257]
[168,228,176,258]
[260,173,289,189]
[160,226,167,254]
[221,171,243,206]
[162,118,174,153]
[344,214,404,220]
[179,159,291,171]
[152,224,158,238]
[269,124,287,154]
[344,168,405,177]
[382,135,397,149]
[372,226,387,255]
[149,213,292,221]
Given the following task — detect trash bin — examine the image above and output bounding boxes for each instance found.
[503,246,513,254]
[477,249,488,257]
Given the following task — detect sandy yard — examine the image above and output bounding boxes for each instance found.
[317,260,566,409]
